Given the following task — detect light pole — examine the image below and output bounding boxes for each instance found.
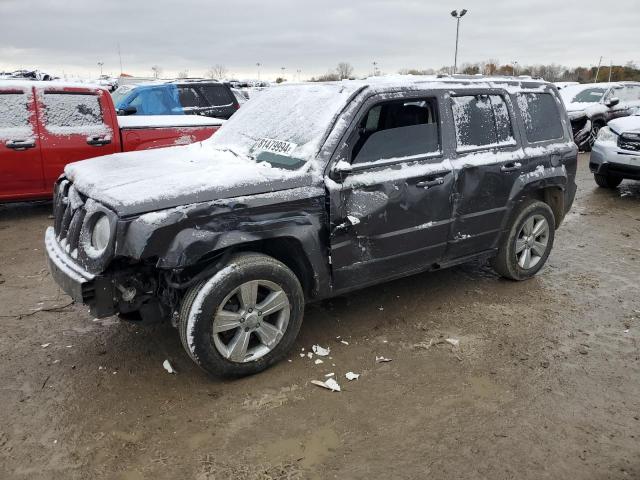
[512,60,518,76]
[281,66,286,80]
[296,69,302,81]
[97,61,104,77]
[450,9,467,74]
[372,61,378,76]
[256,62,261,81]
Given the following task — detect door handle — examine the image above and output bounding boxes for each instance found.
[500,162,522,172]
[5,139,36,150]
[86,135,111,146]
[416,177,446,189]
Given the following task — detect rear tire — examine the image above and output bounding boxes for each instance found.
[491,200,555,281]
[594,173,622,189]
[179,253,304,378]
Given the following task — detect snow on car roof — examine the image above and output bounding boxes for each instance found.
[0,79,107,92]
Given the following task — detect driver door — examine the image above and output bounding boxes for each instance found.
[326,93,455,293]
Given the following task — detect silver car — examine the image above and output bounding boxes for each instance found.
[590,114,640,188]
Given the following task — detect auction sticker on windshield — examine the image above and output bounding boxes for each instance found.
[253,138,297,156]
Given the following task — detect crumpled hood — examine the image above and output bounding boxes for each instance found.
[64,142,314,216]
[608,115,640,135]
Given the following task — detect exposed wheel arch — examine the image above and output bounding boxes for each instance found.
[185,237,317,300]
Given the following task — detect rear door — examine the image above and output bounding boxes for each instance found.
[37,87,118,189]
[327,92,455,291]
[0,86,45,200]
[446,91,524,259]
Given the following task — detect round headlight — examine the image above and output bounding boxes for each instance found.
[90,214,111,253]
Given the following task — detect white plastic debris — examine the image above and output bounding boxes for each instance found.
[345,372,360,381]
[41,343,51,348]
[325,372,335,377]
[312,345,330,356]
[347,215,361,225]
[624,329,630,333]
[311,378,341,392]
[340,340,349,345]
[300,353,305,358]
[375,356,392,363]
[65,345,73,348]
[378,306,384,311]
[445,338,460,347]
[163,359,176,374]
[307,352,313,359]
[314,359,324,365]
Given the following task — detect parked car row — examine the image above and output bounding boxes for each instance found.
[112,80,240,119]
[0,81,222,202]
[44,77,578,377]
[559,81,640,151]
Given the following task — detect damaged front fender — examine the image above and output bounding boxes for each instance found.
[116,186,331,297]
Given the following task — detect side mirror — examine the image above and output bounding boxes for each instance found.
[606,97,620,108]
[118,106,137,115]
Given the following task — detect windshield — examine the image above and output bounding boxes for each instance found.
[561,86,606,104]
[111,85,135,105]
[207,83,359,169]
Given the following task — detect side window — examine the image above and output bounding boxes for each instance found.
[516,93,564,143]
[607,87,624,102]
[178,86,207,110]
[198,85,234,107]
[42,92,105,134]
[352,98,440,164]
[0,92,34,140]
[451,94,515,151]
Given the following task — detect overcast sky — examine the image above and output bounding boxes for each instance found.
[1,0,638,80]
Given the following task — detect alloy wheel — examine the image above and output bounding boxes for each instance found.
[211,280,290,363]
[515,214,549,270]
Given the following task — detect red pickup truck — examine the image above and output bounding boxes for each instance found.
[0,81,223,202]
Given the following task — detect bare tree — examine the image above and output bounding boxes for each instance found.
[151,65,163,79]
[177,69,189,79]
[207,64,228,80]
[335,62,354,80]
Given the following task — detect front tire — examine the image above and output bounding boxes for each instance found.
[583,121,603,152]
[179,253,304,377]
[594,173,622,189]
[491,200,556,281]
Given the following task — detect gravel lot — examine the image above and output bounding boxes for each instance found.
[1,153,638,479]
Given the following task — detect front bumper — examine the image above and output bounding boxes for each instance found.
[45,227,116,317]
[590,143,640,180]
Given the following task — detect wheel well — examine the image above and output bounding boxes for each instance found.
[525,187,565,228]
[198,237,316,299]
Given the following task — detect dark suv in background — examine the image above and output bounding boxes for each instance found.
[46,77,577,378]
[112,80,240,119]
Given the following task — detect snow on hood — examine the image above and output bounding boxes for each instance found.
[64,141,312,216]
[608,115,640,135]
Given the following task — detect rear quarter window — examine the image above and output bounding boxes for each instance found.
[451,94,516,151]
[517,93,564,143]
[0,92,34,140]
[198,85,235,107]
[41,92,110,136]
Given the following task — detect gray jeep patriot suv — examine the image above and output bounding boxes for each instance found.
[45,76,578,377]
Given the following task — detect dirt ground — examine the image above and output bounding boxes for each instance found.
[0,153,638,480]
